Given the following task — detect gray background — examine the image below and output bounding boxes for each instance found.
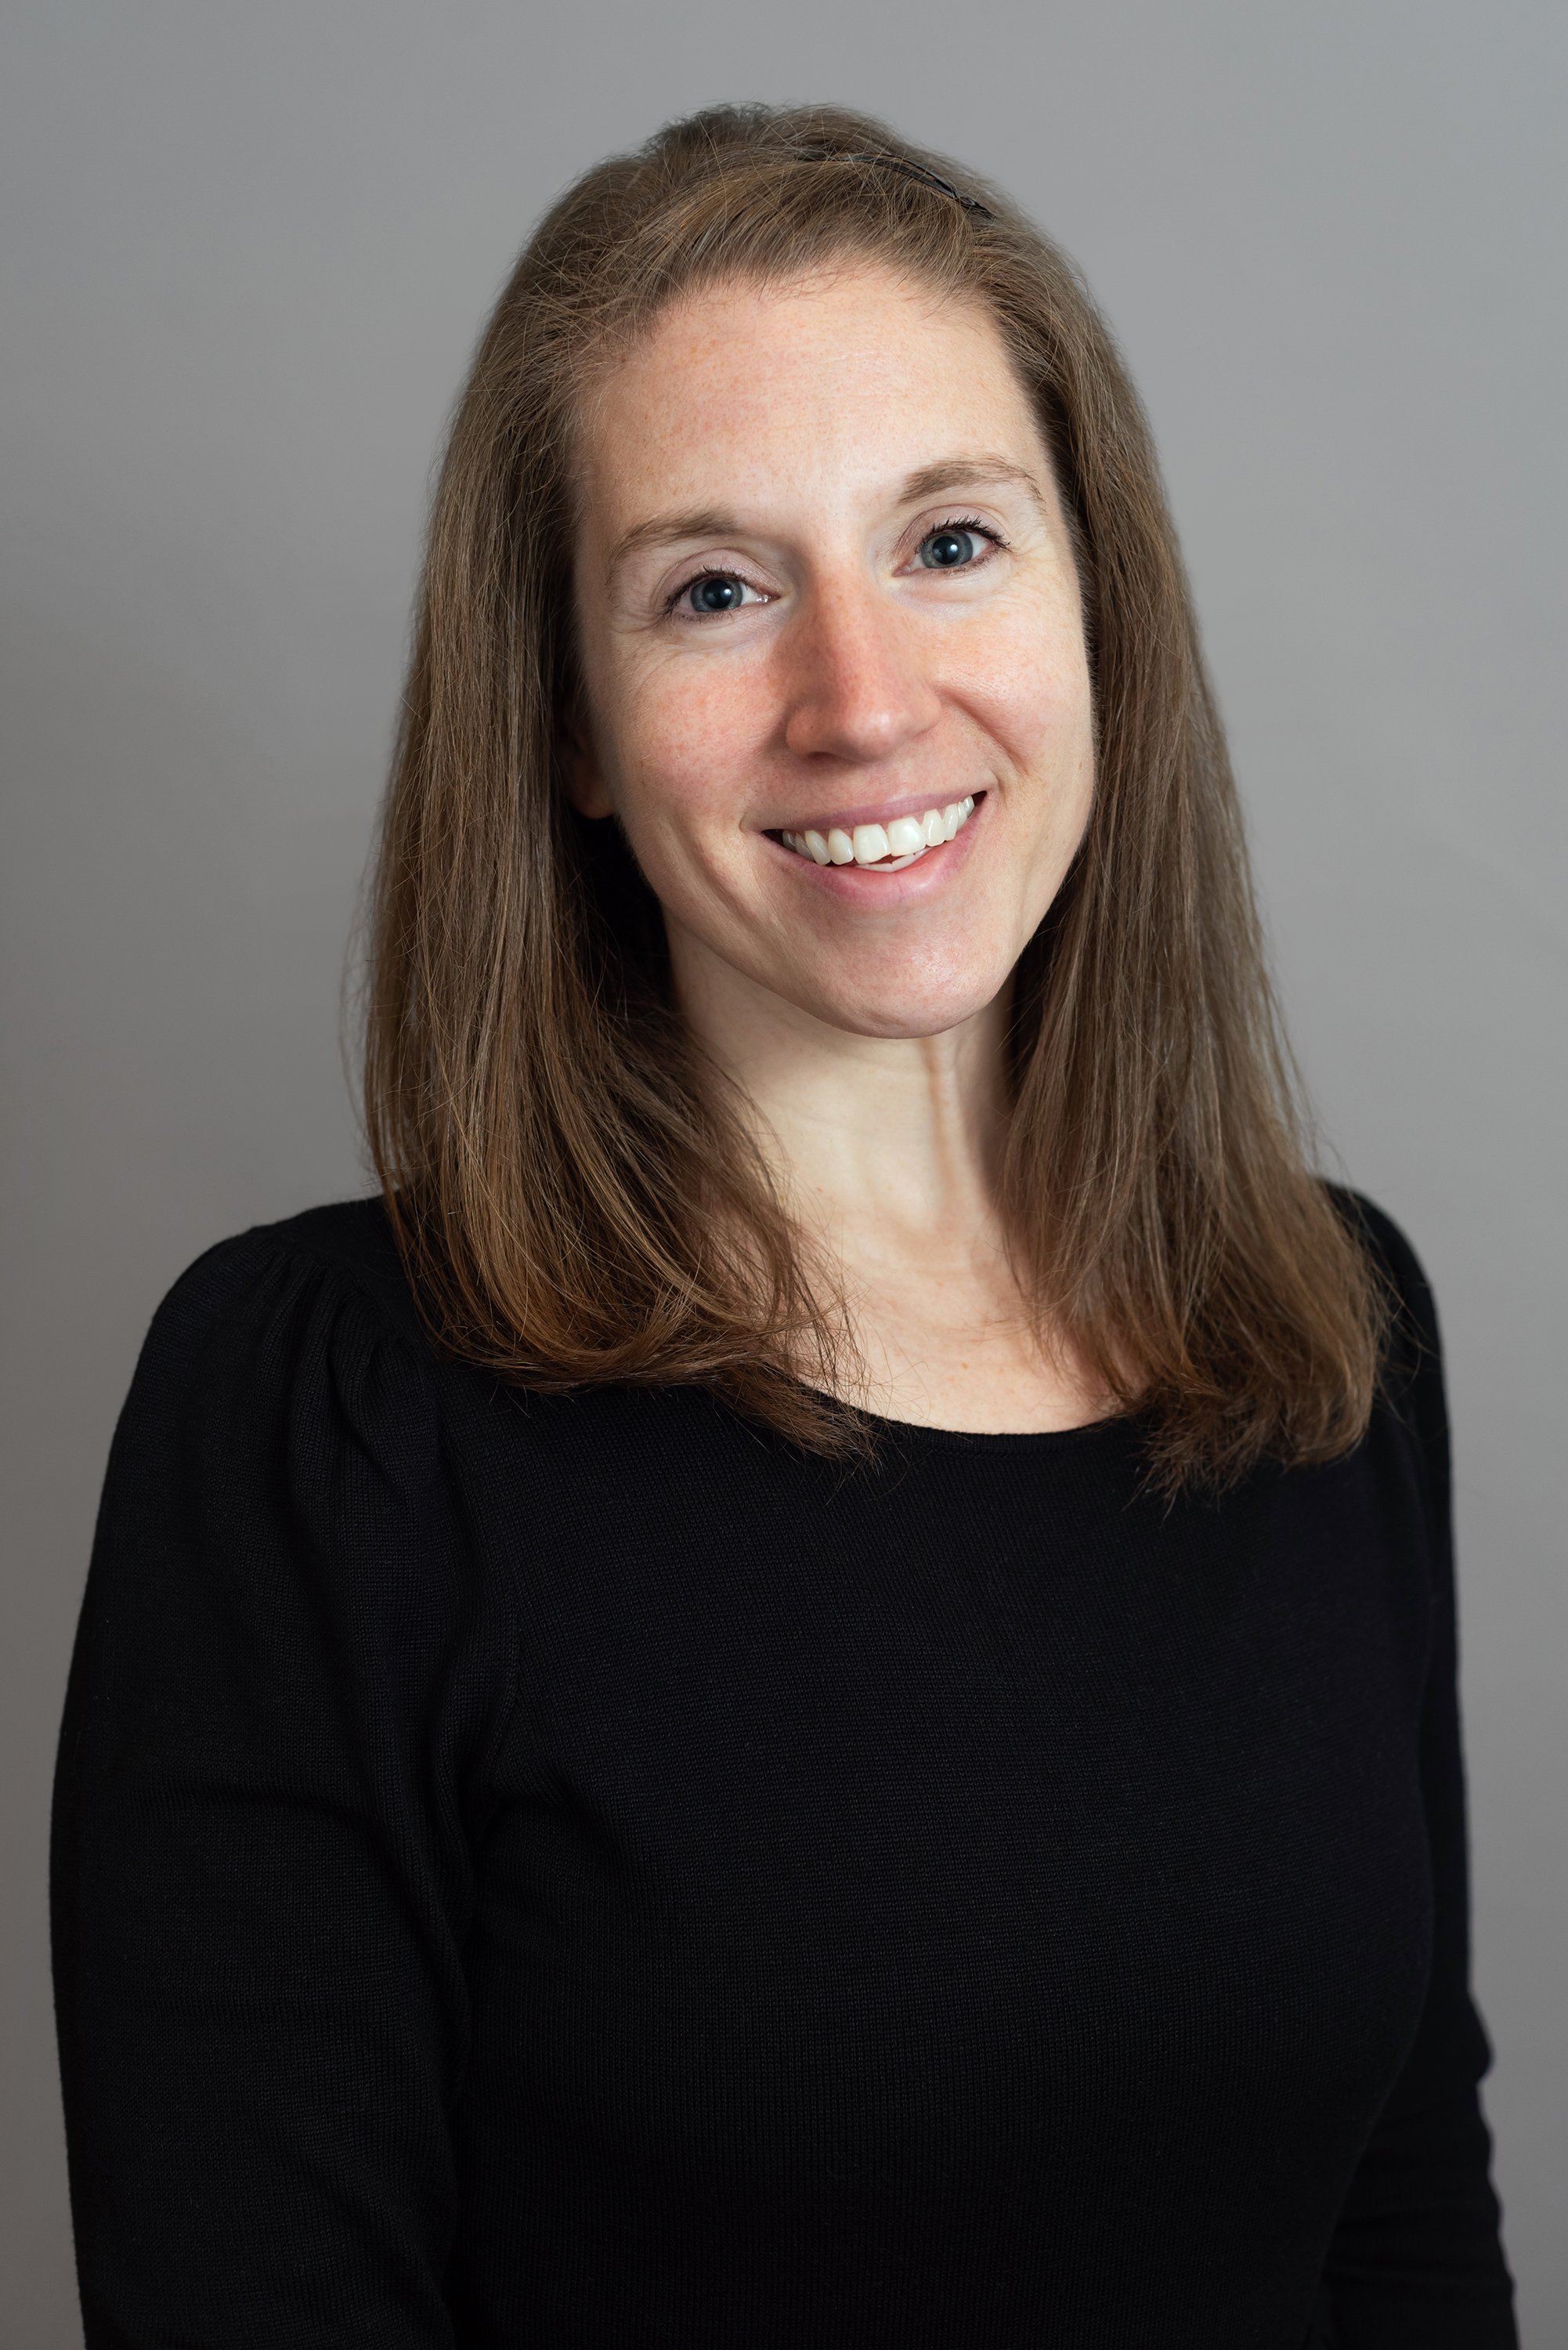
[3,1,1563,2338]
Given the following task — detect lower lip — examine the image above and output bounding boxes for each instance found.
[768,797,988,902]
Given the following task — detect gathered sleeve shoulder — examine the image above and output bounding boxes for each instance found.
[1316,1194,1518,2346]
[51,1211,518,2348]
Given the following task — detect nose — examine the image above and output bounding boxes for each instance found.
[780,575,944,767]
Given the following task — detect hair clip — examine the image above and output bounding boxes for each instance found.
[799,150,994,222]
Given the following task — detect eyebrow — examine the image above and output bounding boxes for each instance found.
[606,507,741,580]
[898,455,1050,518]
[605,454,1050,581]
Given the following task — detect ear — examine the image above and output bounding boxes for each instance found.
[562,706,616,820]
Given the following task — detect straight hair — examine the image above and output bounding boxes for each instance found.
[362,100,1386,1488]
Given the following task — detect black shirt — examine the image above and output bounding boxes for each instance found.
[50,1194,1517,2348]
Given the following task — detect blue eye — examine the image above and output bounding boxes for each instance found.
[687,574,746,613]
[919,526,981,569]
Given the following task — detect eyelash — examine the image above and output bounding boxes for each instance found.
[662,568,766,618]
[663,513,1009,619]
[932,513,1006,553]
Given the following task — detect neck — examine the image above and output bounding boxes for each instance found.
[667,924,1012,1263]
[665,922,1107,1435]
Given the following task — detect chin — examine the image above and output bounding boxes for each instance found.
[796,968,1011,1042]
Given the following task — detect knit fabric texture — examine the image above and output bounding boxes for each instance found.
[50,1194,1518,2348]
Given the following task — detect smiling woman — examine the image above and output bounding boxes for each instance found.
[356,113,1389,1477]
[51,103,1517,2350]
[567,274,1093,1036]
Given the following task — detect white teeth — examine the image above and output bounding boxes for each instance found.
[780,794,980,868]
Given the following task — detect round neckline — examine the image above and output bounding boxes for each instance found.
[811,1393,1143,1456]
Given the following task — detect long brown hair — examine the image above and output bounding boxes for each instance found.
[363,100,1385,1487]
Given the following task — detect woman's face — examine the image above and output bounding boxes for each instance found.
[569,262,1095,1041]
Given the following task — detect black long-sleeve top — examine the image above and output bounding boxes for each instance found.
[50,1193,1516,2348]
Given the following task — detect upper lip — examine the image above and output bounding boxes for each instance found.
[761,788,984,837]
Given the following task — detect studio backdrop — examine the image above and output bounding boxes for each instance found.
[2,2,1563,2341]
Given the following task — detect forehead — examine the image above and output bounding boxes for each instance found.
[573,265,1052,531]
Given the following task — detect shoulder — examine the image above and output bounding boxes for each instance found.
[132,1192,446,1415]
[1325,1184,1443,1379]
[1325,1184,1453,1541]
[151,1193,423,1350]
[81,1200,522,1807]
[116,1195,454,1510]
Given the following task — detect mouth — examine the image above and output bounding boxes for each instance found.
[770,794,980,873]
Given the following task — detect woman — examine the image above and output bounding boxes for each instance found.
[51,103,1517,2348]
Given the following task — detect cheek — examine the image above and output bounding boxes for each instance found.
[594,662,782,940]
[964,601,1094,790]
[610,657,775,844]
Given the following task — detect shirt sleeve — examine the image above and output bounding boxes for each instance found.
[50,1227,510,2348]
[1316,1200,1519,2348]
